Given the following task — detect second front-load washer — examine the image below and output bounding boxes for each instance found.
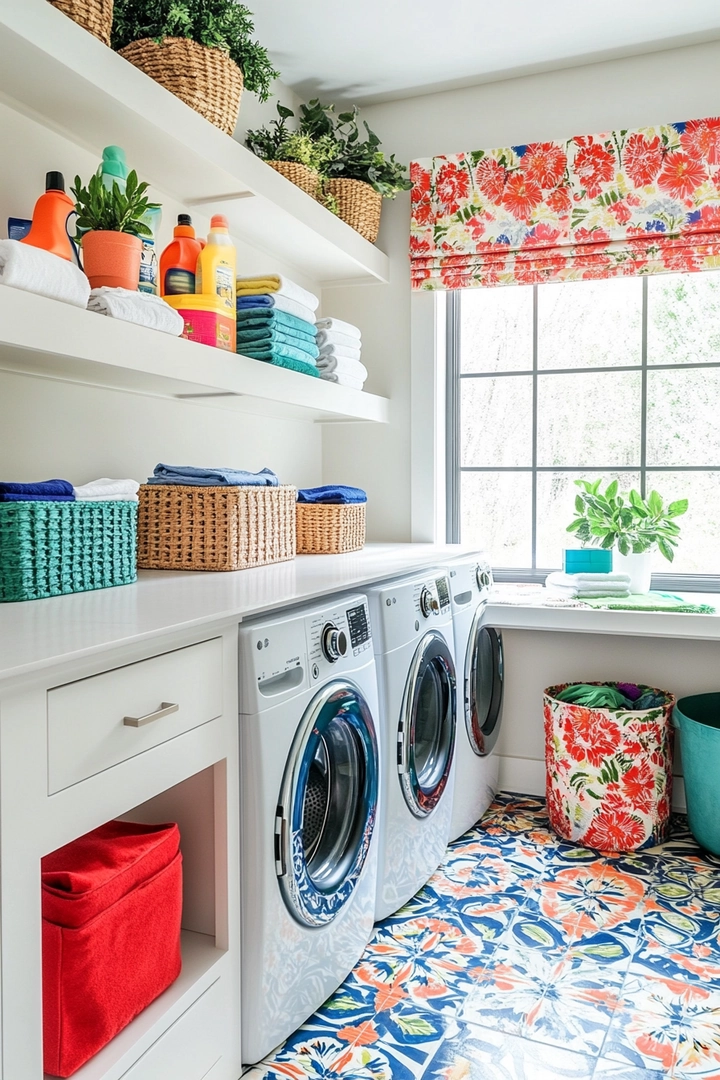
[239,594,380,1064]
[447,555,504,842]
[368,569,457,922]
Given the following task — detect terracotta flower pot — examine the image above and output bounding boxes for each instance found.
[82,231,142,290]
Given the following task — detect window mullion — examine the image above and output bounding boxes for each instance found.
[641,276,648,498]
[531,285,539,571]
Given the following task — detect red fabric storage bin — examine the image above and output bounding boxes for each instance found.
[42,820,183,1077]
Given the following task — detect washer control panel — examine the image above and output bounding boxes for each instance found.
[413,575,451,619]
[307,597,372,678]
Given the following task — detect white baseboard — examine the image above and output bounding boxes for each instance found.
[497,756,686,812]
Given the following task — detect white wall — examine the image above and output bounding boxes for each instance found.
[326,39,720,541]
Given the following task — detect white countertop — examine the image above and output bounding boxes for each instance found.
[0,544,718,682]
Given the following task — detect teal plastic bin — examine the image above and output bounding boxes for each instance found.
[674,693,720,856]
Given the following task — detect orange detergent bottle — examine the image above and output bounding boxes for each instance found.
[21,171,75,261]
[160,214,204,296]
[195,214,236,319]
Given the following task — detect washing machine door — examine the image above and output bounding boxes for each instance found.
[275,680,379,928]
[399,630,456,819]
[465,610,504,756]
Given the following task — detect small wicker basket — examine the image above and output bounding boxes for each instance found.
[138,485,296,571]
[296,503,366,555]
[323,178,383,243]
[49,0,113,46]
[266,161,321,199]
[118,38,244,135]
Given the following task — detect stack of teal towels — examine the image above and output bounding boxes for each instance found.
[236,274,320,378]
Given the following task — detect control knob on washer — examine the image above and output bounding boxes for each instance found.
[476,565,492,590]
[321,623,348,662]
[420,586,440,618]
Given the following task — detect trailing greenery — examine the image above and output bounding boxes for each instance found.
[111,0,279,101]
[246,103,336,172]
[566,479,688,562]
[71,170,160,235]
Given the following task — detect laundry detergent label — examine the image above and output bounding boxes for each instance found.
[215,263,234,310]
[164,267,195,295]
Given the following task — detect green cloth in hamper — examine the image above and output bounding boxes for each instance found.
[582,592,715,614]
[0,501,137,602]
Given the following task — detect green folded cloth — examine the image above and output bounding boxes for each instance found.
[582,592,715,614]
[237,327,320,358]
[264,353,320,378]
[240,339,320,368]
[554,684,631,709]
[236,307,317,338]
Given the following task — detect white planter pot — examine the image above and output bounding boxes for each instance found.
[613,549,653,594]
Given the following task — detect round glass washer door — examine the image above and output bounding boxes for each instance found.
[465,613,504,756]
[276,681,379,927]
[399,630,456,819]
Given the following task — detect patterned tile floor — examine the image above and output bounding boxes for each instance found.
[247,793,720,1080]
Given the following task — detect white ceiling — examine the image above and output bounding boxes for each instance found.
[251,0,720,105]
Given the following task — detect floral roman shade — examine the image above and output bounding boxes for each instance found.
[410,118,720,289]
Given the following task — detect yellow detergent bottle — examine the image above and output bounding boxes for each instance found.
[195,214,236,320]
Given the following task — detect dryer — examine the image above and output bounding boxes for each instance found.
[368,569,457,922]
[447,555,504,842]
[239,594,380,1064]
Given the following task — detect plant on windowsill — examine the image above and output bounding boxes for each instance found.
[246,103,338,203]
[72,169,160,290]
[566,479,689,592]
[111,0,280,135]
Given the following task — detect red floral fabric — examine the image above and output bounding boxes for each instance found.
[410,118,720,289]
[543,684,675,853]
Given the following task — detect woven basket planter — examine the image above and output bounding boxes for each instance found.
[49,0,113,46]
[118,38,244,135]
[0,501,137,602]
[138,485,296,571]
[324,178,383,243]
[296,503,366,555]
[544,682,675,852]
[266,161,321,199]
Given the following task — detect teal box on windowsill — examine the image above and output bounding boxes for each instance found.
[564,548,613,573]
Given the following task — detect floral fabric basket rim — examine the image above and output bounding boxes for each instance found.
[544,682,675,716]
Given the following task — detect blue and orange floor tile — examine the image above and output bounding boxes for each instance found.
[247,793,720,1079]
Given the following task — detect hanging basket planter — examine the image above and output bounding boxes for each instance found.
[118,37,244,136]
[323,178,383,243]
[49,0,113,46]
[266,161,321,200]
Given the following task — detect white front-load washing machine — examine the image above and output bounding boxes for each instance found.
[368,569,457,922]
[447,555,504,842]
[239,594,380,1064]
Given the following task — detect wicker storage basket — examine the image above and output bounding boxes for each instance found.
[0,501,137,603]
[296,503,366,555]
[118,38,244,135]
[49,0,113,46]
[324,178,383,243]
[138,485,296,571]
[266,161,321,199]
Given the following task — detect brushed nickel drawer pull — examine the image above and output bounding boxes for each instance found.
[123,702,179,728]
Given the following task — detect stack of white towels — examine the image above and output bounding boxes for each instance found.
[315,317,367,390]
[73,478,140,502]
[545,571,632,599]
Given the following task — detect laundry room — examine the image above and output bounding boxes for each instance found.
[1,2,720,1078]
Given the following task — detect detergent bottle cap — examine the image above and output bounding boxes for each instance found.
[210,214,229,230]
[178,214,193,226]
[102,146,128,180]
[45,171,66,192]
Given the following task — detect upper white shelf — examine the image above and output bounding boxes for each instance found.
[0,1,390,287]
[0,289,390,424]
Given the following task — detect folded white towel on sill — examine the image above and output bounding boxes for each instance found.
[236,274,319,313]
[0,239,90,309]
[316,353,368,380]
[73,477,140,501]
[545,571,631,598]
[316,328,362,350]
[319,342,362,363]
[320,371,365,390]
[315,316,361,340]
[88,288,184,335]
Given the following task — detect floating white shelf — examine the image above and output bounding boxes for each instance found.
[0,289,390,423]
[0,0,390,287]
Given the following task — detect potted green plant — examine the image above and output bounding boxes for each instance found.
[246,103,337,200]
[298,100,411,243]
[566,479,689,592]
[72,169,160,290]
[111,0,279,135]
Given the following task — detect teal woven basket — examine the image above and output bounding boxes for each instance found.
[0,501,137,602]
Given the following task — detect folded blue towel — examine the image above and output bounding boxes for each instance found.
[237,329,320,359]
[297,485,367,504]
[236,307,317,338]
[237,295,274,309]
[241,340,319,367]
[147,464,279,487]
[0,478,75,501]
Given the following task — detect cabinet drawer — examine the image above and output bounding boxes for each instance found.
[123,978,226,1080]
[47,639,223,793]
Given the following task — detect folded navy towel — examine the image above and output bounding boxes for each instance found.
[147,464,279,487]
[0,478,75,501]
[297,485,367,504]
[237,295,273,308]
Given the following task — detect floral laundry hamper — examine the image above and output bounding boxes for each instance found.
[543,683,675,852]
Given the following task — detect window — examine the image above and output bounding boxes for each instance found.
[447,272,720,587]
